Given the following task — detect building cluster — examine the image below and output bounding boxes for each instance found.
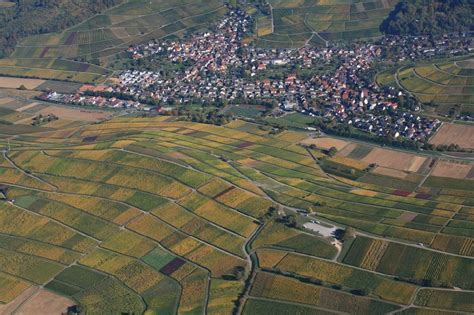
[41,6,472,142]
[378,34,472,61]
[39,90,146,110]
[114,7,472,141]
[128,6,252,78]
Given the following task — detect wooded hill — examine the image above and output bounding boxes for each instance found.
[0,0,122,58]
[381,0,473,36]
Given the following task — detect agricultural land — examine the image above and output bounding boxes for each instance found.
[377,58,474,116]
[255,0,399,47]
[0,0,227,82]
[0,115,472,314]
[0,1,473,313]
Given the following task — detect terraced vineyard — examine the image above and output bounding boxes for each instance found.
[0,116,473,314]
[377,58,474,115]
[256,0,398,48]
[0,0,226,83]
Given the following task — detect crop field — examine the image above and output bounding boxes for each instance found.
[0,0,226,83]
[249,272,399,314]
[377,58,474,115]
[0,117,472,314]
[255,0,398,47]
[430,123,474,149]
[0,76,45,89]
[0,93,113,136]
[414,289,474,312]
[343,236,473,289]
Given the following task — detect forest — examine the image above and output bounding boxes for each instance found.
[381,0,473,35]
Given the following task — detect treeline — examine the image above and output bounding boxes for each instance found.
[380,0,473,36]
[0,0,122,58]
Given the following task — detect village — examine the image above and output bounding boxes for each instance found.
[39,5,472,143]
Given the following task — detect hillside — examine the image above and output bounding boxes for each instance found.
[381,0,473,36]
[0,0,226,83]
[0,0,123,58]
[377,57,474,116]
[0,109,473,313]
[255,0,399,48]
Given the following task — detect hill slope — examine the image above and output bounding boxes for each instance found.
[255,0,399,48]
[0,0,123,58]
[0,114,473,314]
[381,0,473,35]
[0,0,226,83]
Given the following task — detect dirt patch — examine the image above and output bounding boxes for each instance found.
[408,156,426,172]
[300,137,349,151]
[362,148,427,172]
[0,287,36,315]
[430,123,474,149]
[37,105,111,121]
[431,160,473,179]
[0,77,45,89]
[15,288,74,315]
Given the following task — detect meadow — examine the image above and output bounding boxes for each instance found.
[0,117,472,314]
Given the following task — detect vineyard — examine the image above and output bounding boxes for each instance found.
[377,58,474,116]
[0,116,472,314]
[255,0,398,48]
[0,0,226,83]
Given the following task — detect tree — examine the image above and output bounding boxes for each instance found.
[327,146,338,157]
[286,214,297,228]
[232,266,245,280]
[18,84,27,90]
[351,288,369,296]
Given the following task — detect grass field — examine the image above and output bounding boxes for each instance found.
[0,117,472,314]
